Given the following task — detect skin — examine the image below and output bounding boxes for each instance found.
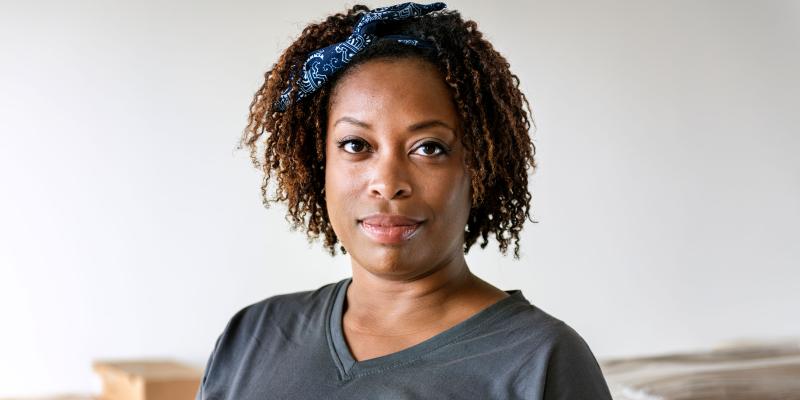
[324,58,509,362]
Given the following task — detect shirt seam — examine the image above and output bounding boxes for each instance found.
[325,279,349,381]
[347,298,522,379]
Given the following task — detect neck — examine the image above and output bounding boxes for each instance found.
[345,253,476,335]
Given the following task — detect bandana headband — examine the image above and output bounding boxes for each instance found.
[275,2,447,112]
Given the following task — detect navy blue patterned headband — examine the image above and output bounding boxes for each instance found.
[275,2,447,112]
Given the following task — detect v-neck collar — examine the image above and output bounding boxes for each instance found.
[325,277,527,380]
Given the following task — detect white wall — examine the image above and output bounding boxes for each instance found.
[1,0,798,396]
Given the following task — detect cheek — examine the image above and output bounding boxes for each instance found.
[451,170,472,219]
[324,157,362,231]
[423,163,471,221]
[453,160,473,220]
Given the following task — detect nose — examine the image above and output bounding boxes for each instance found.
[368,151,412,200]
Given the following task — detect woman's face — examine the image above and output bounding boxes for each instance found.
[325,57,471,280]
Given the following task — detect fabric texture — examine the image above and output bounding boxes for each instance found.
[275,2,446,112]
[195,278,613,400]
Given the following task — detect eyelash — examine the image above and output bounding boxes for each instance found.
[335,138,449,157]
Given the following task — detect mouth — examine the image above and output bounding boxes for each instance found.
[358,218,423,244]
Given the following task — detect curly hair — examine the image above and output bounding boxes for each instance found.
[238,4,537,258]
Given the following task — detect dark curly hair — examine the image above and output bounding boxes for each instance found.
[237,4,537,258]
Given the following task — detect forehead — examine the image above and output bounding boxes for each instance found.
[327,58,458,129]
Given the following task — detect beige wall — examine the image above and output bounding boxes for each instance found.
[1,0,798,396]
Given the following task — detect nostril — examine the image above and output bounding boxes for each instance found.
[368,182,412,200]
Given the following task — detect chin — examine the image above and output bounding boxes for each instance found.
[350,244,429,279]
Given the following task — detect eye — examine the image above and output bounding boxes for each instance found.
[413,141,448,157]
[336,138,371,154]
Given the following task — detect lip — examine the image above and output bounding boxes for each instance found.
[358,214,424,244]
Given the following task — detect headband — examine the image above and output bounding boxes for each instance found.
[274,2,447,112]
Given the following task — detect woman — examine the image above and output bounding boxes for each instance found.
[197,2,612,399]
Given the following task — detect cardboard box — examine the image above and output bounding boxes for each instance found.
[92,360,201,400]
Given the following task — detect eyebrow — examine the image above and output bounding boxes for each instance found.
[333,117,455,133]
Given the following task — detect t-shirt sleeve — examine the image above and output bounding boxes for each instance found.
[195,304,250,400]
[195,331,224,400]
[542,322,613,400]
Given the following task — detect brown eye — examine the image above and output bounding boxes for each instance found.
[413,141,447,157]
[337,138,370,154]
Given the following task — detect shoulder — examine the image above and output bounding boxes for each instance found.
[497,295,613,399]
[222,279,342,337]
[200,280,343,369]
[539,321,612,399]
[496,293,589,350]
[522,304,594,355]
[196,280,344,399]
[207,279,344,362]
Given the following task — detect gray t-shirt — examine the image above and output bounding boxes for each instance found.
[196,278,612,399]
